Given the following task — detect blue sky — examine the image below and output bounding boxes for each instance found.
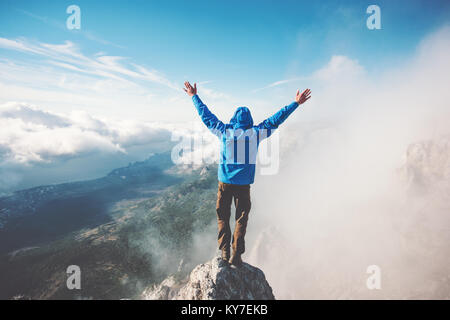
[0,0,450,192]
[1,0,449,97]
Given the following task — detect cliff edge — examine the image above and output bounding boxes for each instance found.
[142,255,275,300]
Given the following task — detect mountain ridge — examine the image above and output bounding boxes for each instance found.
[0,155,219,299]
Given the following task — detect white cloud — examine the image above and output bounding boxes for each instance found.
[0,37,237,123]
[200,86,231,100]
[0,100,223,193]
[0,102,173,165]
[0,38,42,55]
[251,77,307,93]
[252,55,364,93]
[0,37,178,89]
[245,26,450,299]
[312,55,365,81]
[0,102,71,128]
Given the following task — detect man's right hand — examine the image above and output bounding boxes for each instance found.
[295,88,311,105]
[183,81,197,97]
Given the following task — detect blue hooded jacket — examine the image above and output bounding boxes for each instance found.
[192,94,300,185]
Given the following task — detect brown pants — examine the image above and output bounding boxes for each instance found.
[216,181,251,255]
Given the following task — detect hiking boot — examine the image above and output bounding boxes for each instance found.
[221,248,230,262]
[229,252,243,267]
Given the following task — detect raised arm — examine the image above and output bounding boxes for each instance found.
[257,88,311,130]
[183,81,225,135]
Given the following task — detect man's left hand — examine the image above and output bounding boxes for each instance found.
[295,88,311,105]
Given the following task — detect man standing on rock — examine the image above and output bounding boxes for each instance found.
[183,81,311,266]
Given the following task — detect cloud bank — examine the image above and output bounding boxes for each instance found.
[0,101,182,193]
[0,102,174,165]
[243,26,450,299]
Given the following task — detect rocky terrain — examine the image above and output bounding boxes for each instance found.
[142,255,275,300]
[401,135,450,196]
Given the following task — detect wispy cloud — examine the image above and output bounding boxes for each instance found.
[17,8,125,49]
[0,37,179,90]
[251,55,364,94]
[251,77,307,93]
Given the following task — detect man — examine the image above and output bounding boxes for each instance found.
[183,81,311,266]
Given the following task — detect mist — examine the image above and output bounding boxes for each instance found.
[242,26,450,299]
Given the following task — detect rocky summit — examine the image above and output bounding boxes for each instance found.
[142,255,275,300]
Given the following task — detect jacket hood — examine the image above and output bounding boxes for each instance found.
[229,106,254,129]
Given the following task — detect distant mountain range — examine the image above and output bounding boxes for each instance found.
[0,152,179,253]
[0,152,219,299]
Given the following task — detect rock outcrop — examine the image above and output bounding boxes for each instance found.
[401,136,450,195]
[142,255,275,300]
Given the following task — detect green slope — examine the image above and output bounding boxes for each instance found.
[0,165,218,300]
